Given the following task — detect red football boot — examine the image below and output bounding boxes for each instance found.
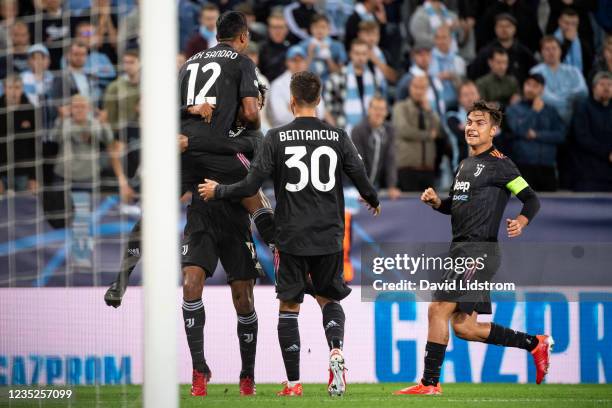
[190,369,211,396]
[394,382,442,395]
[239,376,256,396]
[276,381,303,396]
[531,335,554,384]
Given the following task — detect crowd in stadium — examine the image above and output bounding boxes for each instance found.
[0,0,611,203]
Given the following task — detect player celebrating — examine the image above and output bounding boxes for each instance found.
[199,71,381,397]
[394,101,552,396]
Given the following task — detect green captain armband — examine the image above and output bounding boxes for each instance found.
[506,176,529,195]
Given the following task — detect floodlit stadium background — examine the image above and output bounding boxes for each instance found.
[0,0,611,397]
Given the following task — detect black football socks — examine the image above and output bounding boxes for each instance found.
[237,311,258,379]
[422,341,447,386]
[322,302,345,350]
[278,311,300,382]
[485,323,539,351]
[183,298,210,375]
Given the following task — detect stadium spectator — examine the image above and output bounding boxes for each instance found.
[178,0,199,51]
[49,41,100,120]
[506,73,565,191]
[244,42,271,132]
[476,0,542,53]
[0,21,31,78]
[430,25,466,110]
[50,94,127,192]
[468,13,536,84]
[103,48,139,134]
[33,0,79,70]
[393,75,440,191]
[323,0,353,38]
[351,95,400,199]
[102,48,140,202]
[0,0,18,51]
[475,47,520,108]
[409,0,461,54]
[117,0,139,51]
[396,42,445,115]
[589,35,612,84]
[20,44,54,108]
[283,0,318,43]
[183,3,219,59]
[69,21,116,90]
[357,20,397,84]
[546,0,597,54]
[324,39,386,134]
[554,8,593,78]
[234,3,266,44]
[258,12,292,83]
[79,0,120,65]
[444,80,481,165]
[569,72,612,192]
[268,45,325,128]
[0,74,38,194]
[298,14,345,83]
[530,36,588,124]
[344,0,387,53]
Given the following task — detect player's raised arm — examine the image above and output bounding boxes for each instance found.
[238,57,262,130]
[340,130,380,214]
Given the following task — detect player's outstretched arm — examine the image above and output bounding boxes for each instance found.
[239,97,261,130]
[198,169,266,201]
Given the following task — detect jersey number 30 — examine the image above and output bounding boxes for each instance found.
[185,62,221,105]
[284,146,337,192]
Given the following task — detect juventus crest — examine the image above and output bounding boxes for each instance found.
[474,164,485,177]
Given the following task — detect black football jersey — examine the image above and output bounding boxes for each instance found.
[445,146,529,242]
[178,43,259,150]
[218,117,379,256]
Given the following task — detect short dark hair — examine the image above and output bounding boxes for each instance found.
[540,35,562,49]
[467,100,503,126]
[124,48,139,59]
[489,46,508,59]
[290,71,321,106]
[202,3,219,15]
[310,13,329,26]
[216,11,248,41]
[560,7,579,18]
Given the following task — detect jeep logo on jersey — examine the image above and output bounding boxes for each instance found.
[474,164,485,177]
[454,181,471,193]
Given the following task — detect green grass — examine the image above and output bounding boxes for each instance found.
[2,384,612,408]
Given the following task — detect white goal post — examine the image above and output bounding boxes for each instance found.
[140,0,179,407]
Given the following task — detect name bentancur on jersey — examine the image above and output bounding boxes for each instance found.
[279,129,340,142]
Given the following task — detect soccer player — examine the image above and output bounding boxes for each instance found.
[199,71,381,397]
[394,100,552,396]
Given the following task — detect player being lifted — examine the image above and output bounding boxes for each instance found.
[394,101,553,396]
[199,71,381,397]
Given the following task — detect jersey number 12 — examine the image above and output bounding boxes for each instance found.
[185,62,221,105]
[284,146,338,192]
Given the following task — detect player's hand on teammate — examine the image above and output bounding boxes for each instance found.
[198,179,218,201]
[506,216,528,238]
[187,102,215,123]
[421,187,441,209]
[359,197,381,216]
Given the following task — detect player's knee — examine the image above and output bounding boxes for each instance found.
[428,302,449,320]
[231,281,254,314]
[182,266,204,299]
[452,320,472,340]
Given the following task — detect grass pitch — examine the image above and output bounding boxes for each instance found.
[2,383,611,407]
